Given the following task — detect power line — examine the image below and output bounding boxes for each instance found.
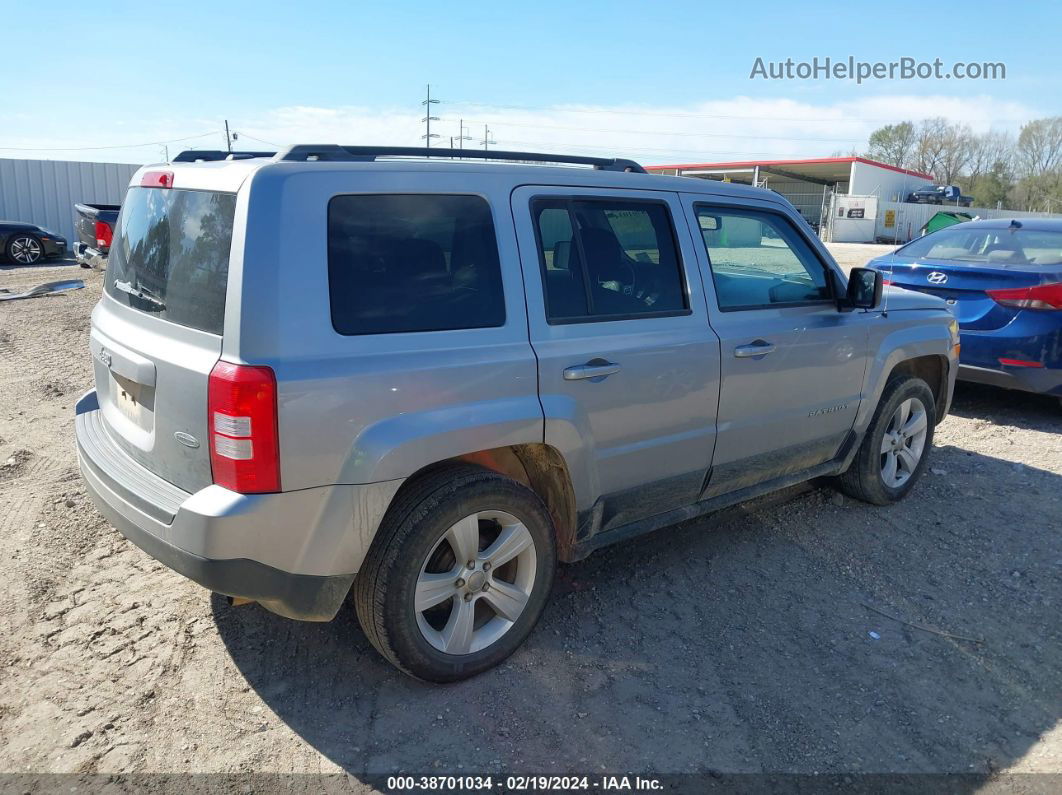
[0,131,221,152]
[458,118,868,144]
[235,131,284,148]
[443,100,1032,124]
[493,137,821,159]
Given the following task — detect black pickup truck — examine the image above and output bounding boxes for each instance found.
[73,202,120,269]
[906,185,974,207]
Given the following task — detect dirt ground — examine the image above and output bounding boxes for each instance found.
[0,254,1059,787]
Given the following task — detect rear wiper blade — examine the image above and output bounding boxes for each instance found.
[114,279,165,309]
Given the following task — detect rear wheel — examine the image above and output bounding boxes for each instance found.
[354,465,556,682]
[6,234,43,265]
[836,376,935,505]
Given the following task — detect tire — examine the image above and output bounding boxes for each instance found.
[354,464,557,682]
[5,234,44,265]
[836,376,936,506]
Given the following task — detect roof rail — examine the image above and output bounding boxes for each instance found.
[276,145,646,173]
[171,150,276,162]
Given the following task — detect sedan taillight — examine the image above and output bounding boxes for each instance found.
[207,361,280,494]
[986,282,1062,310]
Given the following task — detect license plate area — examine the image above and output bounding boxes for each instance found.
[108,371,155,433]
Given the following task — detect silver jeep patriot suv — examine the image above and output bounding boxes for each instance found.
[76,145,958,681]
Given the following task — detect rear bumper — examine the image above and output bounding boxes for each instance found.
[73,242,106,269]
[75,390,402,621]
[958,364,1062,396]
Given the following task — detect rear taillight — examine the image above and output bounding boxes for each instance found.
[140,170,173,188]
[986,282,1062,310]
[207,361,280,494]
[94,220,112,249]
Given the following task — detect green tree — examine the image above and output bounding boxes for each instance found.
[866,122,916,168]
[968,160,1013,208]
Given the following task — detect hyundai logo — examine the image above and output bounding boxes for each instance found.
[927,271,948,285]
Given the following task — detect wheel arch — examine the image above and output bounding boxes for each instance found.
[886,354,950,424]
[394,444,579,562]
[860,320,954,432]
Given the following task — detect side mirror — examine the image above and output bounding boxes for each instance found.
[845,267,883,310]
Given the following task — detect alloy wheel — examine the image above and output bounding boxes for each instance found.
[880,397,929,488]
[415,510,537,655]
[9,236,42,265]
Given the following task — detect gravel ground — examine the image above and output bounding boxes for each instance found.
[825,242,900,271]
[0,254,1059,786]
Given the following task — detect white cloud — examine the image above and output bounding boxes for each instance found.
[0,93,1042,166]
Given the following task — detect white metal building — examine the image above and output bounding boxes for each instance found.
[0,158,141,247]
[647,156,936,240]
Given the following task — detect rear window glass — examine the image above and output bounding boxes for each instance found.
[327,194,505,335]
[106,187,236,335]
[898,227,1062,266]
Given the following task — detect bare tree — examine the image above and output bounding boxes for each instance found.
[914,118,974,183]
[1009,118,1062,211]
[967,130,1013,179]
[1015,117,1062,177]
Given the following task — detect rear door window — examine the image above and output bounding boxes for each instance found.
[327,194,505,335]
[106,187,237,335]
[532,198,688,323]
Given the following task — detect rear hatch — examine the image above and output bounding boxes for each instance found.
[91,183,237,493]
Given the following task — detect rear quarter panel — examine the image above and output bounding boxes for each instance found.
[227,165,543,491]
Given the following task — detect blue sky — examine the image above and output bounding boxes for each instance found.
[3,0,1059,164]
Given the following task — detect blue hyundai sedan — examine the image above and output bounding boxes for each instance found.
[868,218,1062,405]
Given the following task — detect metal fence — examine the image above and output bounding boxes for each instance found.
[874,201,1062,244]
[0,158,141,248]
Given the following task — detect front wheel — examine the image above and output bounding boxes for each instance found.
[836,376,936,505]
[354,465,557,682]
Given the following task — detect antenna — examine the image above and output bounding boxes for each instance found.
[421,84,440,148]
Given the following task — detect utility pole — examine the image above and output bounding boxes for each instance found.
[224,120,233,153]
[161,145,170,163]
[455,118,473,150]
[421,84,440,148]
[481,124,495,151]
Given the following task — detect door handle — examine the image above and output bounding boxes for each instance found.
[563,360,622,381]
[734,341,776,358]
